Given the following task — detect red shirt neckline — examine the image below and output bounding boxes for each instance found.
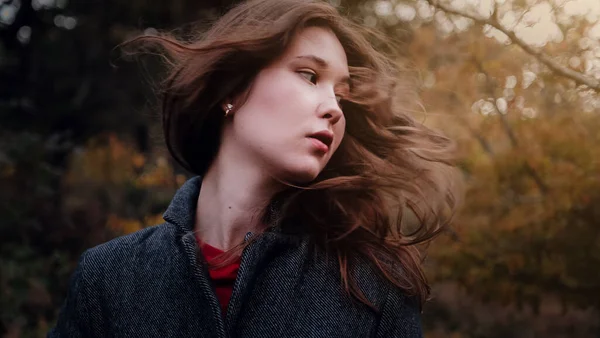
[196,235,241,316]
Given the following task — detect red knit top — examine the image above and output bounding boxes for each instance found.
[196,236,241,316]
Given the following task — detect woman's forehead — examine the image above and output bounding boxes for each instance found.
[281,26,349,73]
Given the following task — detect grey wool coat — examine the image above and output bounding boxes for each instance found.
[48,176,423,337]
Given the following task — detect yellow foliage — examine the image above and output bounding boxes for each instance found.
[132,153,146,169]
[64,133,141,186]
[64,133,184,236]
[135,156,176,188]
[106,214,143,235]
[411,18,600,310]
[1,164,15,178]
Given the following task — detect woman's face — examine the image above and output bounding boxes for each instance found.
[224,26,349,184]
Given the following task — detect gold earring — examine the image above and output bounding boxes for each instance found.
[224,103,234,117]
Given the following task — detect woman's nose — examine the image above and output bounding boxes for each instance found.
[319,94,343,125]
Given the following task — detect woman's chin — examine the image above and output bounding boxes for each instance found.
[277,164,322,186]
[266,154,327,185]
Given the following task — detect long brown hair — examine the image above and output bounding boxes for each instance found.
[126,0,462,310]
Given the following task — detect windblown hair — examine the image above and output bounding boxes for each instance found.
[127,0,462,310]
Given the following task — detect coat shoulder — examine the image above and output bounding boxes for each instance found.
[81,223,180,280]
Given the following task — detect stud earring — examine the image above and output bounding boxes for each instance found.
[224,103,234,117]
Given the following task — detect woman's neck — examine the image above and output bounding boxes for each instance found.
[194,152,283,251]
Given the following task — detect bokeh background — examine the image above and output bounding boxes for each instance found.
[1,0,599,336]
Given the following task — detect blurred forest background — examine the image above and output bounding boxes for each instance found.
[1,0,599,336]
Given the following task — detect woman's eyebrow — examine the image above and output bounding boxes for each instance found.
[295,54,350,85]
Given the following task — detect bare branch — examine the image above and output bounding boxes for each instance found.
[424,0,600,92]
[491,2,500,24]
[510,8,531,32]
[433,87,496,156]
[472,57,549,194]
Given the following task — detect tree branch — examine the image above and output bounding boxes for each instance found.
[472,57,549,195]
[435,88,496,156]
[424,0,600,92]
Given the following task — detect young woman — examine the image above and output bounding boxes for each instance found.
[49,0,461,337]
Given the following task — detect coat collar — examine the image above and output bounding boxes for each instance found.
[163,176,202,234]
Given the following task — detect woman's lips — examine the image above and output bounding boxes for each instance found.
[307,130,333,154]
[308,137,329,153]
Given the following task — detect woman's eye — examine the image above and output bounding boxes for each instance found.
[299,71,317,84]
